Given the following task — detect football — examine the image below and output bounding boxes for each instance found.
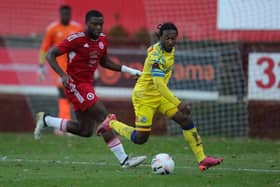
[151,153,175,175]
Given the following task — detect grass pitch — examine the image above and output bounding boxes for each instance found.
[0,133,279,187]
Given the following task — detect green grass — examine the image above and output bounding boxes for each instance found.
[0,133,279,187]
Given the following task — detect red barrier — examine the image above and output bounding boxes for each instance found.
[0,94,35,132]
[0,48,54,85]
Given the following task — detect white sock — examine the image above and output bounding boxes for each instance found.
[45,115,67,132]
[107,137,128,164]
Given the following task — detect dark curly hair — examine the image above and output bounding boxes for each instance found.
[157,22,178,37]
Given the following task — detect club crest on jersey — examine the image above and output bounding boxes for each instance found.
[86,92,95,100]
[83,43,89,48]
[140,116,147,123]
[99,41,104,49]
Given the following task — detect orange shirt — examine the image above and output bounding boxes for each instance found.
[40,20,82,71]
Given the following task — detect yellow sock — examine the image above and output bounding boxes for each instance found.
[110,120,135,140]
[182,128,206,163]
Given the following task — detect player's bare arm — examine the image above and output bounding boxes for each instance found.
[100,55,142,76]
[100,55,122,71]
[46,46,72,88]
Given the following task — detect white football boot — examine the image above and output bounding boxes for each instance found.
[121,155,147,168]
[34,112,47,140]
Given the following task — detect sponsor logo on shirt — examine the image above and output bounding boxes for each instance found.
[83,43,89,48]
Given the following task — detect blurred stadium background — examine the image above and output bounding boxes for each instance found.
[0,0,280,139]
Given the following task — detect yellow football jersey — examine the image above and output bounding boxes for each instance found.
[133,42,179,105]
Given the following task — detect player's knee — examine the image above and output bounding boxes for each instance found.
[172,112,193,127]
[133,132,149,145]
[134,137,148,145]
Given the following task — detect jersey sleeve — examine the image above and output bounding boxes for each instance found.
[56,33,81,54]
[152,76,180,106]
[57,38,73,54]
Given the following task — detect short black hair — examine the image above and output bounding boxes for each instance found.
[85,10,103,23]
[157,22,178,37]
[59,5,71,12]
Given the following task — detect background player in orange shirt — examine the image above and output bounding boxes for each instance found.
[38,5,82,135]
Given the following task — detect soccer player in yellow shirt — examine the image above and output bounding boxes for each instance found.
[96,22,223,171]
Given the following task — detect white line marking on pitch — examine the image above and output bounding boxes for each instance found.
[1,157,280,173]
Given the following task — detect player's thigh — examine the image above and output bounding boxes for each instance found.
[75,100,107,128]
[75,109,95,132]
[87,100,108,124]
[158,97,178,118]
[133,98,156,132]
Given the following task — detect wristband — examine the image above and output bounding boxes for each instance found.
[121,65,142,76]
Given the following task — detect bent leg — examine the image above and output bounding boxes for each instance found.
[44,111,92,137]
[43,100,103,137]
[109,120,150,144]
[109,103,154,144]
[172,111,206,163]
[173,111,224,170]
[109,120,134,140]
[88,101,136,165]
[159,98,206,163]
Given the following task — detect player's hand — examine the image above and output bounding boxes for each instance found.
[61,74,73,89]
[37,64,46,81]
[178,101,191,115]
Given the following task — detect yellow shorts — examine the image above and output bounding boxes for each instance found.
[132,95,178,132]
